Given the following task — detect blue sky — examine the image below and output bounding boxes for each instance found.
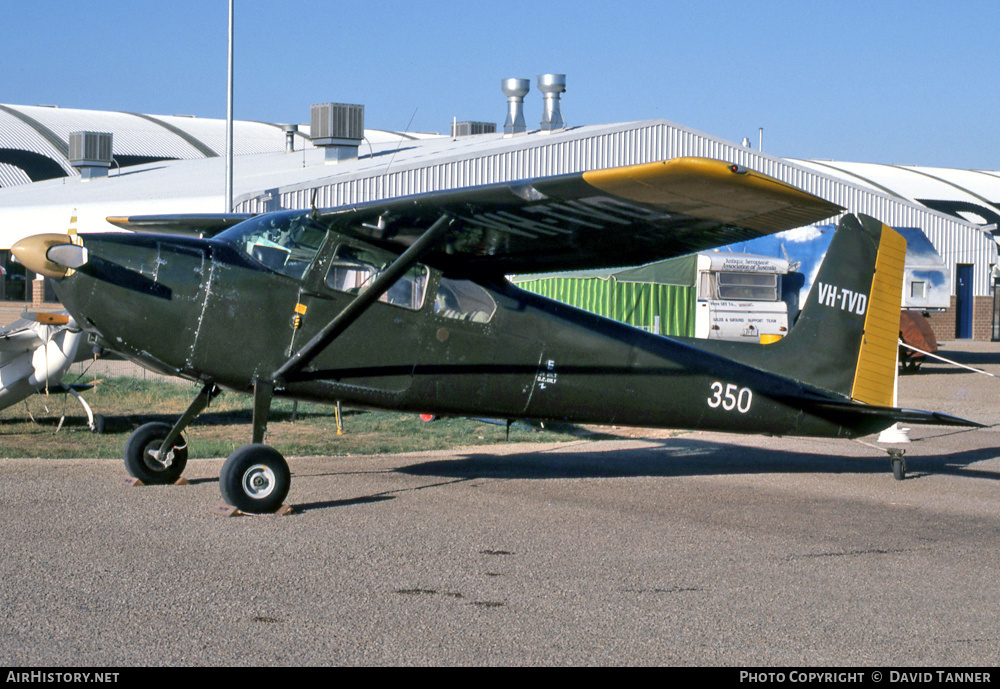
[7,1,999,169]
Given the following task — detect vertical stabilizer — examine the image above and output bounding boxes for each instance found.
[777,213,906,402]
[696,214,907,404]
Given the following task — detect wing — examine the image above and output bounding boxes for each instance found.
[0,313,75,354]
[106,214,253,237]
[318,157,843,275]
[0,318,44,353]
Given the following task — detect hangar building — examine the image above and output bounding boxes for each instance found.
[0,84,996,341]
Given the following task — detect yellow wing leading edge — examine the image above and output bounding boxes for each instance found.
[582,157,843,232]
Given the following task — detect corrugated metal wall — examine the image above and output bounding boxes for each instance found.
[516,276,696,337]
[235,119,995,296]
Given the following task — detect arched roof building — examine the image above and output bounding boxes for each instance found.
[0,103,435,188]
[0,102,996,339]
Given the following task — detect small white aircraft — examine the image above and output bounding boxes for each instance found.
[0,311,103,432]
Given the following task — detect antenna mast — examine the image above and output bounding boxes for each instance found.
[225,0,234,212]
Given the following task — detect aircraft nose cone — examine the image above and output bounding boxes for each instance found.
[11,234,87,279]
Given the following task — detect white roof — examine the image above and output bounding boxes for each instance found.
[0,132,454,247]
[0,103,441,191]
[792,159,1000,227]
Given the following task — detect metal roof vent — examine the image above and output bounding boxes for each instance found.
[537,74,566,132]
[502,78,530,135]
[281,124,299,153]
[311,103,364,164]
[69,131,113,180]
[451,121,496,137]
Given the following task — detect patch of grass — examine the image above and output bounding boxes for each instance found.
[0,377,592,459]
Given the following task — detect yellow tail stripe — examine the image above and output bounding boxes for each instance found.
[852,224,906,406]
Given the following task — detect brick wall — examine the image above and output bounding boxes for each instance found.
[974,296,994,341]
[924,297,956,343]
[923,295,996,343]
[31,279,44,307]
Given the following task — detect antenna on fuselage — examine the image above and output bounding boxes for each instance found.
[309,188,319,220]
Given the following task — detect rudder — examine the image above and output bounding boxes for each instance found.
[850,220,906,405]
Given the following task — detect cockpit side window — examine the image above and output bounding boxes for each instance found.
[325,244,428,311]
[216,212,328,280]
[434,278,496,323]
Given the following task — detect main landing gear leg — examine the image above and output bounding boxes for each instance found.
[123,382,219,484]
[219,378,290,514]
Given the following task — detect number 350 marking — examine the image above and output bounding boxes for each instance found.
[707,382,753,413]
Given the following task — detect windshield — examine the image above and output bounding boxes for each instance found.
[216,211,328,279]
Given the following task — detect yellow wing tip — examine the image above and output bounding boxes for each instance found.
[582,158,843,232]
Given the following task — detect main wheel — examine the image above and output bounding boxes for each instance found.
[124,422,188,484]
[220,444,290,514]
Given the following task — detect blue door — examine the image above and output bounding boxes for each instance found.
[956,264,973,339]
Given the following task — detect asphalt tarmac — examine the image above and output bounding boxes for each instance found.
[1,342,999,667]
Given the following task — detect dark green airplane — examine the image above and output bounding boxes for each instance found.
[12,157,979,513]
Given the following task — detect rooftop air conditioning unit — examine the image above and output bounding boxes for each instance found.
[451,121,496,137]
[69,131,113,179]
[311,103,364,163]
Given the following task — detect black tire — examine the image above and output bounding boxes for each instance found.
[220,444,290,514]
[123,422,188,484]
[891,457,906,481]
[91,414,105,434]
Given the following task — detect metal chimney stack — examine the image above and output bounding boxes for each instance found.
[502,78,530,135]
[281,124,299,153]
[537,74,566,132]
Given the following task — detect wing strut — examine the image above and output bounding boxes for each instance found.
[272,213,454,384]
[249,213,451,444]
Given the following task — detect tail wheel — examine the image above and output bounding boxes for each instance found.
[220,444,290,514]
[124,422,188,484]
[889,449,907,481]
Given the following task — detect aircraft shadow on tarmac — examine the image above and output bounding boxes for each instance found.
[289,437,1000,513]
[394,437,1000,483]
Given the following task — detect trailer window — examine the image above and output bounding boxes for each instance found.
[716,272,780,301]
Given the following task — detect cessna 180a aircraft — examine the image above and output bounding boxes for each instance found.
[12,157,980,513]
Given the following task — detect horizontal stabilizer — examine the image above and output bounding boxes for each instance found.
[812,400,984,429]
